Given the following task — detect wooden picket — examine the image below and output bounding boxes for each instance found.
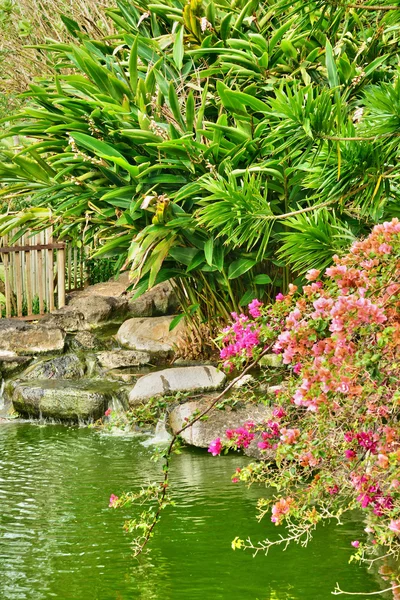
[0,228,87,320]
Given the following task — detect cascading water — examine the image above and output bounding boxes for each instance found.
[142,414,172,446]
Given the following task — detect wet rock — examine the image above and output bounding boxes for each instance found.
[69,330,104,351]
[169,400,272,449]
[0,320,65,355]
[96,350,151,370]
[67,274,129,302]
[116,315,187,357]
[19,354,85,380]
[128,281,178,317]
[129,366,226,404]
[41,307,86,332]
[232,374,256,388]
[67,295,123,326]
[0,354,32,378]
[106,369,138,384]
[11,380,119,421]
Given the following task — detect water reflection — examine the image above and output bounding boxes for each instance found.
[0,423,386,599]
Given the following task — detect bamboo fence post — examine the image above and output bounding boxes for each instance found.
[25,234,33,317]
[14,250,23,317]
[68,243,72,291]
[74,246,78,289]
[3,234,11,319]
[80,246,84,288]
[57,245,66,309]
[37,233,44,315]
[47,227,55,312]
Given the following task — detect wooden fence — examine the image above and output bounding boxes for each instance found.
[0,228,87,320]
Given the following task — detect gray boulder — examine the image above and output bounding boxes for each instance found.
[128,281,178,317]
[41,307,86,332]
[11,380,118,421]
[129,365,226,404]
[169,400,272,450]
[69,330,104,351]
[0,320,65,355]
[116,315,187,357]
[96,350,151,370]
[67,295,122,326]
[19,354,85,380]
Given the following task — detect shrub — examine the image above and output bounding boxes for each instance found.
[1,0,400,332]
[211,219,400,569]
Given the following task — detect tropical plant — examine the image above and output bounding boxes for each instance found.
[1,0,400,333]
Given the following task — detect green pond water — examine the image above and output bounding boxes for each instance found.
[0,422,389,600]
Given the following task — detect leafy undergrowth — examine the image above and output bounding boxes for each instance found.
[211,219,400,573]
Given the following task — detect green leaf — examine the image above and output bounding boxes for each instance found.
[253,274,272,284]
[280,39,297,61]
[239,289,256,305]
[220,13,232,41]
[186,90,195,132]
[169,313,185,331]
[204,238,214,266]
[168,81,185,128]
[173,25,184,71]
[325,39,339,89]
[228,257,257,279]
[169,246,198,266]
[70,132,140,178]
[129,36,139,95]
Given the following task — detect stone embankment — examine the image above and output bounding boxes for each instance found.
[0,273,283,454]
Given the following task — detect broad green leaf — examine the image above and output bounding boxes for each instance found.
[228,257,257,279]
[325,39,339,89]
[204,238,214,266]
[129,36,139,95]
[173,25,184,71]
[169,313,185,331]
[253,274,272,284]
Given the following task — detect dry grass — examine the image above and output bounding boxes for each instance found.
[0,0,116,94]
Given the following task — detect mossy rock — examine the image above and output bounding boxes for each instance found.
[11,380,124,421]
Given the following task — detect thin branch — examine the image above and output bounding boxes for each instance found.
[131,343,275,556]
[333,583,400,595]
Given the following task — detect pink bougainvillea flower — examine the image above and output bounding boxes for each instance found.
[275,293,285,302]
[248,298,263,318]
[272,406,286,419]
[351,540,360,548]
[305,269,320,281]
[208,438,222,456]
[388,520,400,534]
[104,408,112,417]
[377,454,389,469]
[345,449,357,460]
[271,497,293,525]
[109,494,119,508]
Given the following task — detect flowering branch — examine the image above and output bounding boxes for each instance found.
[113,342,275,557]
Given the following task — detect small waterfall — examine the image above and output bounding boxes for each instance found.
[109,395,127,414]
[142,415,172,447]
